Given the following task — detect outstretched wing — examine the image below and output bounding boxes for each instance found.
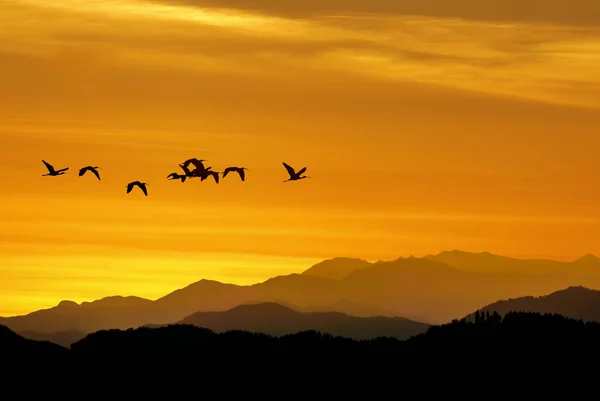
[297,167,307,175]
[237,169,245,181]
[190,159,206,171]
[167,173,177,179]
[78,167,87,177]
[282,162,295,177]
[211,171,219,184]
[91,168,101,180]
[126,182,134,194]
[222,167,232,178]
[179,164,191,175]
[139,184,148,196]
[42,160,55,174]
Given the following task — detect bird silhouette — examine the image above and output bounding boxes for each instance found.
[198,169,220,184]
[167,172,187,183]
[126,181,149,196]
[181,158,208,173]
[79,166,101,180]
[41,160,69,176]
[282,162,310,182]
[222,167,248,181]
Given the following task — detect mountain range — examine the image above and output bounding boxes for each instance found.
[465,286,600,323]
[2,250,599,337]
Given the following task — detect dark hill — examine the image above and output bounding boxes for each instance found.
[464,286,600,322]
[69,311,600,364]
[178,302,430,340]
[0,324,68,354]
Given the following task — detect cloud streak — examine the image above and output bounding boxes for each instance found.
[3,0,600,110]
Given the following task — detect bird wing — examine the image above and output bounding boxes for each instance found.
[126,182,134,193]
[42,160,55,174]
[211,171,219,184]
[78,167,87,176]
[222,167,232,177]
[140,184,148,196]
[297,167,307,175]
[91,168,101,180]
[190,159,205,171]
[282,162,296,177]
[167,173,177,179]
[179,164,191,175]
[238,169,245,181]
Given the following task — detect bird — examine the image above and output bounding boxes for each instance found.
[167,172,187,183]
[282,162,310,182]
[181,158,208,173]
[198,169,220,184]
[126,181,149,196]
[222,167,248,181]
[41,160,69,176]
[79,166,101,180]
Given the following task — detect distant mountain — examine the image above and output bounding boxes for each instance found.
[18,329,86,348]
[301,257,372,280]
[0,325,68,354]
[0,296,157,334]
[425,250,600,275]
[178,302,430,340]
[464,286,600,323]
[4,251,600,335]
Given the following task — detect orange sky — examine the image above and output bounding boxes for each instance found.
[1,0,600,316]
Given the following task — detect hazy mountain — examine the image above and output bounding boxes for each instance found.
[301,257,372,280]
[464,286,600,323]
[0,325,68,354]
[3,251,600,334]
[18,329,87,348]
[425,250,600,276]
[178,302,430,340]
[0,296,156,334]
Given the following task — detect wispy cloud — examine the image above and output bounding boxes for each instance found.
[3,0,600,109]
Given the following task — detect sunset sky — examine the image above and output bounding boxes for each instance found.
[1,0,600,316]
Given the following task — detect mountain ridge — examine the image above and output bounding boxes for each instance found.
[2,250,600,334]
[464,286,600,323]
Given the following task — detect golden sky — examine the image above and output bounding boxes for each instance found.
[1,0,600,316]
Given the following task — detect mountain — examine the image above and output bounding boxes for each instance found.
[464,286,600,323]
[301,257,371,280]
[69,312,600,363]
[0,296,157,334]
[425,250,600,276]
[4,251,600,335]
[0,324,68,354]
[178,302,430,340]
[18,329,87,348]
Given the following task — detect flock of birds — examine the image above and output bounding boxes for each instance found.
[41,158,311,196]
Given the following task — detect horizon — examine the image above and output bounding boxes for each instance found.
[2,248,599,318]
[2,1,600,318]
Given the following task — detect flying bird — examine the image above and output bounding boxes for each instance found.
[126,181,149,196]
[167,172,187,183]
[41,160,69,176]
[222,167,248,181]
[282,162,310,182]
[198,169,220,184]
[79,166,101,180]
[181,158,208,172]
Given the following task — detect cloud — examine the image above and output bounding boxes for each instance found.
[3,0,600,111]
[147,0,600,27]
